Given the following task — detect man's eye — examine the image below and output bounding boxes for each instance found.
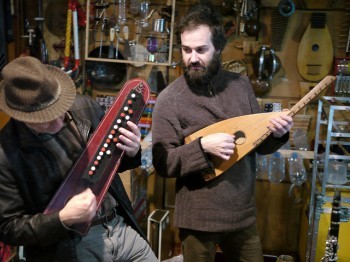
[182,47,192,54]
[196,47,206,54]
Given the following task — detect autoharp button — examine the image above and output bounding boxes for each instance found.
[89,167,95,176]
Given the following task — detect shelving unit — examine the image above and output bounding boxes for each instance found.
[82,0,177,109]
[306,96,350,261]
[84,0,177,67]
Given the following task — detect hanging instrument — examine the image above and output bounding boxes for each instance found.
[44,78,150,236]
[63,0,81,79]
[297,13,333,82]
[185,75,335,181]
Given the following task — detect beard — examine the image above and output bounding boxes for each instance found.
[183,52,221,88]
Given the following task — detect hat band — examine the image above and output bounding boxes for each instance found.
[5,81,62,113]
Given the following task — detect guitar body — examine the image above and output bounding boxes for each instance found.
[44,78,150,235]
[297,13,333,82]
[185,75,335,181]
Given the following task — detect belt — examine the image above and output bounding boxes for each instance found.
[90,208,117,227]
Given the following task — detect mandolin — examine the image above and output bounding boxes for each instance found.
[44,78,150,235]
[185,75,335,181]
[297,13,333,82]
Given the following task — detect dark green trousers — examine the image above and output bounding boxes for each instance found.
[179,224,264,262]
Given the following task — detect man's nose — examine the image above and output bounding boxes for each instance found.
[190,51,199,63]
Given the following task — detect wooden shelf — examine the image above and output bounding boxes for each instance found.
[278,149,315,159]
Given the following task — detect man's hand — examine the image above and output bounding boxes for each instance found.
[117,121,141,157]
[59,188,97,226]
[268,111,293,138]
[200,133,235,160]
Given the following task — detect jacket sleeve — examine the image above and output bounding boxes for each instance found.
[118,148,142,173]
[0,147,70,247]
[256,132,290,155]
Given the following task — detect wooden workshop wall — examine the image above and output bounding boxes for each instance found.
[5,1,349,104]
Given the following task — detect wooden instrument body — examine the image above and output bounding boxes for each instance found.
[185,112,288,181]
[185,76,336,181]
[297,13,333,82]
[44,78,150,236]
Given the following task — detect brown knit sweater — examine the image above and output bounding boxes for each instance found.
[152,70,288,232]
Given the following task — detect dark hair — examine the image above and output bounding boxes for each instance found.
[176,3,227,53]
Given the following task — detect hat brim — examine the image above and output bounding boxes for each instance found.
[0,65,76,123]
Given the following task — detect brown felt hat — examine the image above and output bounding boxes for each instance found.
[0,56,76,123]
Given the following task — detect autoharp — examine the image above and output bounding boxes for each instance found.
[44,78,150,236]
[185,75,335,181]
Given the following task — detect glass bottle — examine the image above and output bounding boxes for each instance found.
[141,146,153,175]
[288,152,307,186]
[118,0,126,25]
[268,151,286,183]
[256,153,269,179]
[140,1,149,27]
[293,128,309,151]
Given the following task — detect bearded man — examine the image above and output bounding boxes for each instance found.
[151,4,293,262]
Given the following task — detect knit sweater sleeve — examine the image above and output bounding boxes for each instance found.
[152,92,211,178]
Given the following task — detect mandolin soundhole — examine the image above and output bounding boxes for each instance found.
[312,44,319,52]
[234,130,246,145]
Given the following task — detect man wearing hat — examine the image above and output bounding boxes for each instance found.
[0,56,157,261]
